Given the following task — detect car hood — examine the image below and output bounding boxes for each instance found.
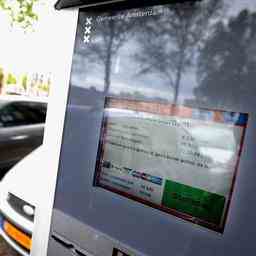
[0,146,45,207]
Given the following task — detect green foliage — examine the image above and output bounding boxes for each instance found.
[0,68,4,82]
[21,74,28,89]
[0,0,39,29]
[38,82,50,93]
[6,73,17,85]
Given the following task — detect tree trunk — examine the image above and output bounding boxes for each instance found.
[104,48,112,93]
[173,55,183,104]
[0,72,4,95]
[173,68,181,104]
[173,39,186,104]
[104,21,115,94]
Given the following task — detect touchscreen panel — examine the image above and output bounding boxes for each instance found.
[94,97,248,232]
[48,0,256,255]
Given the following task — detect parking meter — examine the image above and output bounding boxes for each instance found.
[47,0,256,255]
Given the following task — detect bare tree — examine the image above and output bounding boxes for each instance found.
[133,0,223,103]
[77,14,136,93]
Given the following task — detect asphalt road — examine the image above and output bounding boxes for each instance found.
[0,237,19,256]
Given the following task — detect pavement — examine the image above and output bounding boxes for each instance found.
[0,237,19,256]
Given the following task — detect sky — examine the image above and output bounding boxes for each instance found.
[228,0,256,16]
[69,0,256,104]
[0,1,56,76]
[0,0,256,80]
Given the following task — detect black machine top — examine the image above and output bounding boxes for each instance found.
[54,0,123,10]
[54,0,198,10]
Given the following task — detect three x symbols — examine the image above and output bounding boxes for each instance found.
[84,17,93,44]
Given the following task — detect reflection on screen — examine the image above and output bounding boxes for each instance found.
[94,97,248,232]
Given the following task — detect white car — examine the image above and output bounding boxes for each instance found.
[0,146,43,256]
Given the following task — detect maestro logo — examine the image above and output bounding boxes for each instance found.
[83,17,93,44]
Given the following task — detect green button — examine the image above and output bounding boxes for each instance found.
[162,180,226,225]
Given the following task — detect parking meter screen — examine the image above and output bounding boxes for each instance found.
[48,0,256,255]
[94,97,248,232]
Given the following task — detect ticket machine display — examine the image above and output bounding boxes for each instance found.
[48,1,256,255]
[94,97,247,233]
